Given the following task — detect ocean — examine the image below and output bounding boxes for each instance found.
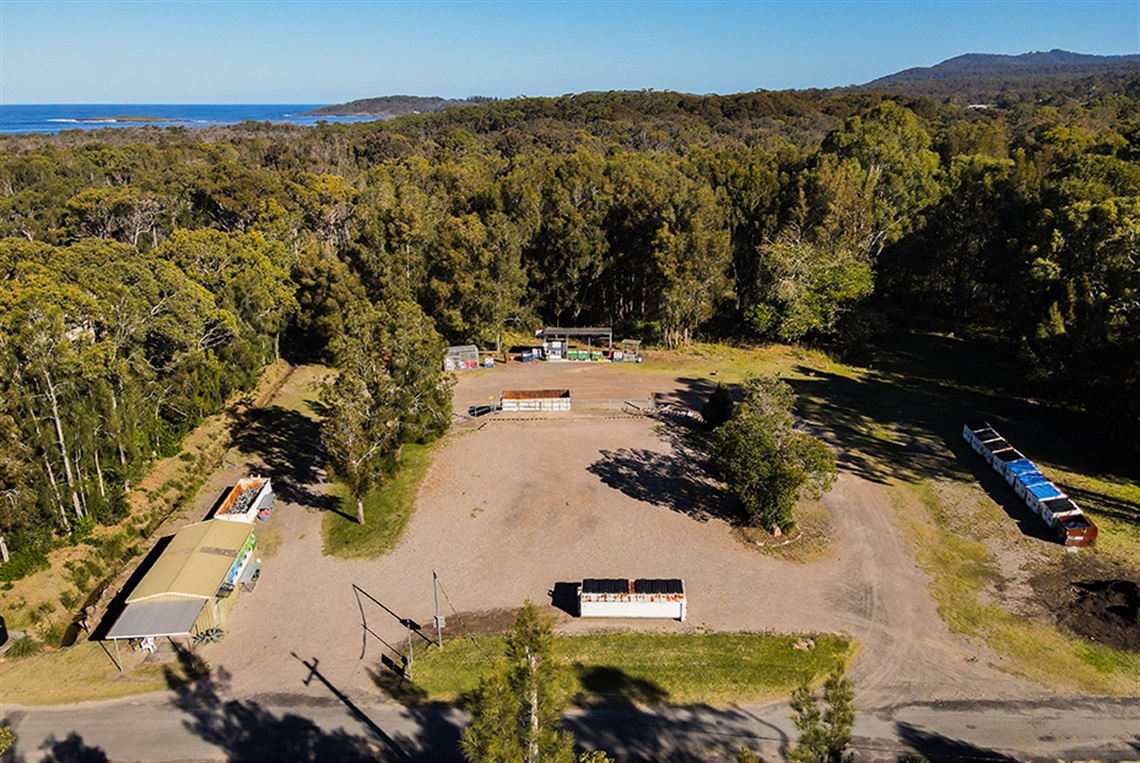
[0,104,386,135]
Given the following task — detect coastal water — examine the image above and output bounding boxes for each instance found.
[0,104,385,135]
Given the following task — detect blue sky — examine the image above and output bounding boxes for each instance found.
[1,1,1137,104]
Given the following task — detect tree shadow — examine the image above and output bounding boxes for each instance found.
[160,642,462,762]
[36,733,109,763]
[660,377,723,412]
[566,704,761,763]
[573,666,669,708]
[896,721,1019,762]
[835,331,1139,485]
[587,429,742,523]
[227,404,330,512]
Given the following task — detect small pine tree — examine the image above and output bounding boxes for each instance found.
[462,600,576,763]
[788,670,855,763]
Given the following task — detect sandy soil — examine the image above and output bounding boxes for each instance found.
[203,361,1045,708]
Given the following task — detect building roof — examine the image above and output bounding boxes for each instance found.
[539,327,613,338]
[106,599,207,640]
[128,520,253,603]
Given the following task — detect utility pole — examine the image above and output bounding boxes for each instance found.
[432,570,445,648]
[405,618,414,680]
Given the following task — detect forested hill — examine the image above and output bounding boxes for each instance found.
[1,79,1138,560]
[854,50,1140,101]
[305,95,496,116]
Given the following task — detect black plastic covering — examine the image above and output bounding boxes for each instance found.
[633,579,684,594]
[582,578,630,594]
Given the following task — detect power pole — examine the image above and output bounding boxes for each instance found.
[405,618,414,680]
[432,570,445,648]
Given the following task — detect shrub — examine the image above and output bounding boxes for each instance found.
[0,546,49,582]
[193,627,225,644]
[6,635,43,659]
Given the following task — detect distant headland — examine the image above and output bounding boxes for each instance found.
[303,95,496,117]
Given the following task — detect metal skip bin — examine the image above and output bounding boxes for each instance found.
[578,578,687,621]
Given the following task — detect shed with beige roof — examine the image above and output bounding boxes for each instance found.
[106,519,257,644]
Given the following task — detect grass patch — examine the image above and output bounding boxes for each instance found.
[386,631,854,707]
[891,480,1140,694]
[733,498,836,563]
[323,442,436,559]
[0,641,185,705]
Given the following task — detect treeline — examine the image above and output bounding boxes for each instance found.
[1,85,1137,555]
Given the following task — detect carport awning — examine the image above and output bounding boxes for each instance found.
[106,599,207,639]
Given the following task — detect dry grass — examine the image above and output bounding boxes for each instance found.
[733,498,836,563]
[0,640,199,705]
[890,479,1140,694]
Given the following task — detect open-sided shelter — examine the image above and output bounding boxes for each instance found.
[106,519,257,646]
[538,327,612,360]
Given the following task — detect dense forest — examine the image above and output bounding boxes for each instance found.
[1,81,1137,563]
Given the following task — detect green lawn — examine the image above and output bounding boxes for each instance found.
[384,631,854,707]
[322,442,436,558]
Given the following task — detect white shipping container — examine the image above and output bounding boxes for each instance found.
[578,579,686,621]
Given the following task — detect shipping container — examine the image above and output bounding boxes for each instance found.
[215,477,274,523]
[578,578,687,621]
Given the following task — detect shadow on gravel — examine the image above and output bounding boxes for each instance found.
[587,429,740,523]
[549,582,580,616]
[162,646,462,762]
[227,404,329,512]
[896,721,1018,762]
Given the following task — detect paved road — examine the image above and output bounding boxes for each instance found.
[6,691,1139,762]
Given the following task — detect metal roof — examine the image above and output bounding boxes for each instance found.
[129,520,253,602]
[106,599,206,640]
[540,327,613,338]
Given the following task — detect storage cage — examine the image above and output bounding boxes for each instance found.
[501,389,572,412]
[578,578,686,621]
[617,339,643,363]
[444,345,480,372]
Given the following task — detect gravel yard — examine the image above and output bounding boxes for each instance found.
[201,361,1043,707]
